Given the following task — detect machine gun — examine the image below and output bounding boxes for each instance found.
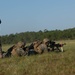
[48,40,66,52]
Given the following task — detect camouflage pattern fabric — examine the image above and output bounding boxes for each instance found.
[11,48,26,56]
[43,38,49,44]
[33,39,48,54]
[3,41,26,57]
[37,44,48,54]
[3,45,14,58]
[0,43,3,58]
[14,41,26,48]
[11,41,26,56]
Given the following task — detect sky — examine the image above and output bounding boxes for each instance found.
[0,0,75,35]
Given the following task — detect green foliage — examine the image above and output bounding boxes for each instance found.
[1,28,75,44]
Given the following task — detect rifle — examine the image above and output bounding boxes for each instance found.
[48,41,66,51]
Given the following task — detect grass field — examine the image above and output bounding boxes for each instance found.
[0,40,75,75]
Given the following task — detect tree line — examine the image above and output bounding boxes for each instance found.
[1,27,75,44]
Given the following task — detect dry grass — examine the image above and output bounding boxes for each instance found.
[0,40,75,75]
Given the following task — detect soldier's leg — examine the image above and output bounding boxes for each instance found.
[60,47,64,52]
[0,53,2,58]
[52,46,55,51]
[0,47,3,58]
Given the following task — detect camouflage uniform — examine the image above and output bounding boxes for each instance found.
[11,48,26,56]
[3,45,14,57]
[0,20,3,58]
[36,43,48,53]
[58,43,66,52]
[43,38,49,46]
[49,41,66,52]
[3,41,26,57]
[33,38,49,54]
[0,43,3,58]
[33,40,43,54]
[11,41,26,56]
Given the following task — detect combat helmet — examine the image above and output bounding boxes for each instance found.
[43,38,49,44]
[15,41,26,48]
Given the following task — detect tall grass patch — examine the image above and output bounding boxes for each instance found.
[0,40,75,75]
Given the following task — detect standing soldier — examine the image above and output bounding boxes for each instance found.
[0,19,3,58]
[0,19,1,24]
[0,42,3,58]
